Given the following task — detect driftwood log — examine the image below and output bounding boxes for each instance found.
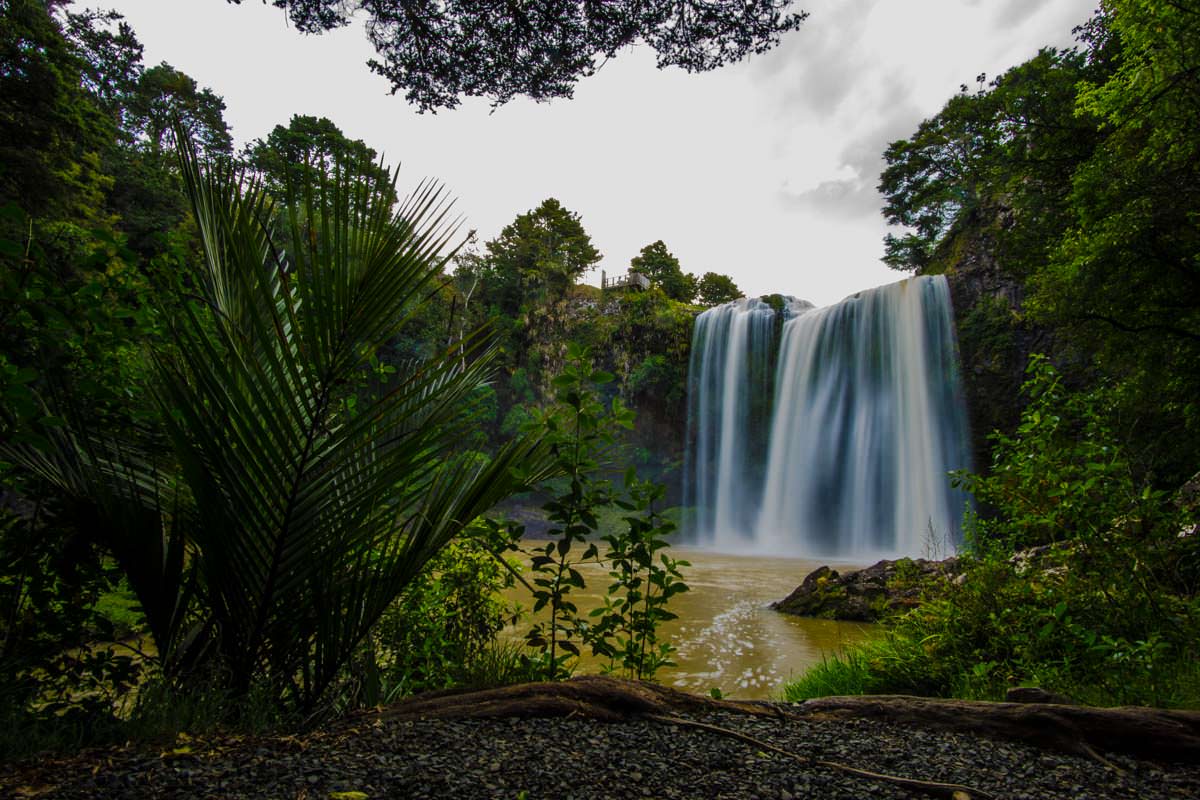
[367,676,1200,763]
[794,694,1200,763]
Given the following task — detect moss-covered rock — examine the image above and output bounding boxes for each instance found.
[772,557,962,622]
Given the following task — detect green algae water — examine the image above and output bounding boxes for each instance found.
[503,545,875,700]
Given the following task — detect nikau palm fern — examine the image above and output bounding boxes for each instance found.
[5,132,551,710]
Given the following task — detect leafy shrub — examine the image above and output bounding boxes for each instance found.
[521,344,626,679]
[360,526,519,701]
[954,354,1152,551]
[788,551,1200,707]
[786,356,1200,708]
[514,344,690,681]
[587,471,690,680]
[0,505,143,759]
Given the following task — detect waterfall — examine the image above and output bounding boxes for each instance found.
[684,297,779,547]
[684,276,971,559]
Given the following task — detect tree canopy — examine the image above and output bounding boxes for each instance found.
[630,240,696,302]
[878,46,1101,274]
[244,114,394,206]
[0,0,113,221]
[696,271,741,306]
[483,197,600,313]
[229,0,807,111]
[880,0,1200,483]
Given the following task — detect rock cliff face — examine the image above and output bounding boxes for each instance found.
[509,285,697,499]
[932,209,1053,473]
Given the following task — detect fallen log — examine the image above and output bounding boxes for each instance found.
[368,677,1200,764]
[795,694,1200,762]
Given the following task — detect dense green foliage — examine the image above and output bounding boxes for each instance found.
[1,5,207,751]
[447,198,703,486]
[880,0,1200,486]
[359,527,522,701]
[787,0,1200,710]
[787,358,1200,707]
[956,356,1149,552]
[879,47,1100,276]
[230,0,807,111]
[0,3,704,758]
[630,240,697,303]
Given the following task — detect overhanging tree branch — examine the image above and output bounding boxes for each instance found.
[228,0,806,110]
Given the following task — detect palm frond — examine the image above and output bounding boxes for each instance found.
[0,409,196,667]
[166,125,552,705]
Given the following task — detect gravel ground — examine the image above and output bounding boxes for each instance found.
[4,706,1199,800]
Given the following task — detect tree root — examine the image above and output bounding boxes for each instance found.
[372,676,998,797]
[373,674,781,723]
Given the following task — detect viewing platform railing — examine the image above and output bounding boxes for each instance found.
[601,271,651,291]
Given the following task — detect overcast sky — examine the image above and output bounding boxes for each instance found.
[105,0,1097,307]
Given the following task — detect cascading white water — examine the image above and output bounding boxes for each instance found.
[684,276,971,559]
[684,297,779,547]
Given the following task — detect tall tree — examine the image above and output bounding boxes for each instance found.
[63,8,143,141]
[630,240,696,302]
[484,197,600,313]
[60,9,233,256]
[244,115,394,207]
[0,0,113,222]
[879,3,1200,482]
[695,271,741,306]
[1027,0,1200,481]
[879,46,1102,274]
[128,62,233,159]
[226,0,807,111]
[1033,0,1200,345]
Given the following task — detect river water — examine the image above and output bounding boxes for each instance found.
[503,545,875,700]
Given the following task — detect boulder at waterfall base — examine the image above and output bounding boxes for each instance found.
[772,558,962,622]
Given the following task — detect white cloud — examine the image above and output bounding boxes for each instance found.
[994,0,1051,31]
[102,0,1098,307]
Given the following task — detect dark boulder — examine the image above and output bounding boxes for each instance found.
[772,557,962,622]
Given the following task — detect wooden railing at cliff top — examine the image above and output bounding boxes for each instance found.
[601,270,651,291]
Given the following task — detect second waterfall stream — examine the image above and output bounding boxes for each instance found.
[683,275,972,559]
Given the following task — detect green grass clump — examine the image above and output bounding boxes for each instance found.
[783,650,879,701]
